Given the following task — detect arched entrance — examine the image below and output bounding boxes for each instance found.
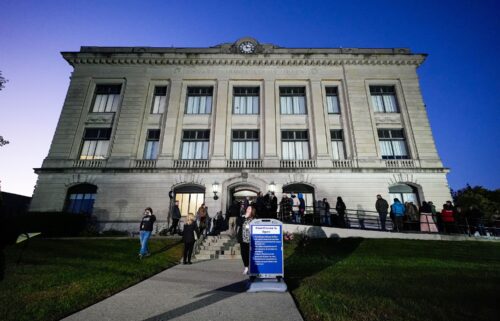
[174,184,205,216]
[227,184,259,209]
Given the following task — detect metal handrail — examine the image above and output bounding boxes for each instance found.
[275,207,500,237]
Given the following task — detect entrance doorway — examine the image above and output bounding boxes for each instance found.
[174,185,205,216]
[227,185,259,210]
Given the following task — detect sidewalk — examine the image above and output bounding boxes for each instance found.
[63,259,303,321]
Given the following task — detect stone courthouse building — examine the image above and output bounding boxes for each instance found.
[30,37,451,230]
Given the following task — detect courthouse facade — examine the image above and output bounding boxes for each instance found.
[30,38,451,230]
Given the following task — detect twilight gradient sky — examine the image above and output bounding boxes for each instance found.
[0,0,499,196]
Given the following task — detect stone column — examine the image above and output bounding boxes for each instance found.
[158,79,182,167]
[263,77,279,167]
[309,80,332,167]
[210,79,229,167]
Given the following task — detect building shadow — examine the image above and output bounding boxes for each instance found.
[149,240,183,257]
[285,237,363,292]
[143,280,248,321]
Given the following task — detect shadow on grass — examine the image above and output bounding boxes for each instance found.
[143,280,248,321]
[285,236,363,291]
[150,240,183,257]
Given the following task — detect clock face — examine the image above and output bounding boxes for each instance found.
[239,41,256,54]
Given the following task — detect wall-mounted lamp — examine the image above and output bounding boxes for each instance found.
[268,182,276,193]
[212,182,220,200]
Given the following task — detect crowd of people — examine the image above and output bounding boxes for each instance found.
[137,193,498,264]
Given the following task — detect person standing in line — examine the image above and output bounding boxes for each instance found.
[391,198,406,232]
[182,213,199,264]
[270,192,278,219]
[279,194,290,222]
[318,198,326,225]
[291,193,301,224]
[441,203,456,234]
[255,192,266,218]
[168,200,181,235]
[237,205,256,275]
[375,195,389,231]
[324,198,331,226]
[243,197,250,211]
[335,197,347,228]
[197,204,208,236]
[298,193,306,224]
[139,207,156,259]
[228,200,240,237]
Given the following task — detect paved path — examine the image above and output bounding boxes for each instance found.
[63,260,303,321]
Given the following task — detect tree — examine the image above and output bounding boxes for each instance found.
[0,71,9,147]
[452,185,500,220]
[0,71,7,91]
[0,137,8,147]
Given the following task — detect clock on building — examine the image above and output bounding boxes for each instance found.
[238,41,256,54]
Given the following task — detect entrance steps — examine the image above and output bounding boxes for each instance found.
[193,232,241,261]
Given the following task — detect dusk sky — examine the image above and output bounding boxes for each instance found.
[0,0,498,197]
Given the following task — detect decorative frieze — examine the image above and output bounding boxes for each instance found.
[63,55,424,67]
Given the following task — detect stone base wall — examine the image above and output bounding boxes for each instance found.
[30,170,451,231]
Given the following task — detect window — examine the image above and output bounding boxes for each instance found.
[330,130,346,160]
[181,130,209,159]
[80,128,111,160]
[144,129,160,160]
[280,87,306,114]
[378,129,409,159]
[281,130,310,160]
[233,87,259,114]
[92,84,121,112]
[370,86,398,113]
[65,184,97,215]
[151,86,167,114]
[326,87,340,114]
[186,87,213,114]
[232,130,259,159]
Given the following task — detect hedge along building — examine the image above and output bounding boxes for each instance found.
[30,38,451,231]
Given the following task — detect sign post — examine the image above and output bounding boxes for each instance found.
[247,219,287,292]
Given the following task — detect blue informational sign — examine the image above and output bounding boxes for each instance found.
[249,219,284,278]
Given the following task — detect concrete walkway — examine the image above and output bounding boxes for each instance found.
[63,260,303,321]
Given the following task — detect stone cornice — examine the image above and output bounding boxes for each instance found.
[62,53,426,67]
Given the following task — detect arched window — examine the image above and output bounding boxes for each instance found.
[65,184,97,214]
[174,185,205,216]
[389,184,419,204]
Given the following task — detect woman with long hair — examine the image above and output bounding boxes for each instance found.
[237,205,256,275]
[182,213,199,264]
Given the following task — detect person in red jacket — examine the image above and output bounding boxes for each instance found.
[441,203,456,234]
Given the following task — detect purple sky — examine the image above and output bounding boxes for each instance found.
[0,0,499,197]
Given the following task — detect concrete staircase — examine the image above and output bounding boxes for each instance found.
[193,232,241,261]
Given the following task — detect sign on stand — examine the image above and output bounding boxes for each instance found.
[248,219,287,292]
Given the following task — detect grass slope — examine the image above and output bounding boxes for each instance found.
[0,238,182,321]
[285,238,500,321]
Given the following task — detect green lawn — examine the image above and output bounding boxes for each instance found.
[284,238,500,321]
[0,238,183,321]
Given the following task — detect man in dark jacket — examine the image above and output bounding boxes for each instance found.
[255,192,265,218]
[168,200,181,235]
[375,195,389,231]
[269,192,278,219]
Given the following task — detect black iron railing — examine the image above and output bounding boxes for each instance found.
[276,207,500,237]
